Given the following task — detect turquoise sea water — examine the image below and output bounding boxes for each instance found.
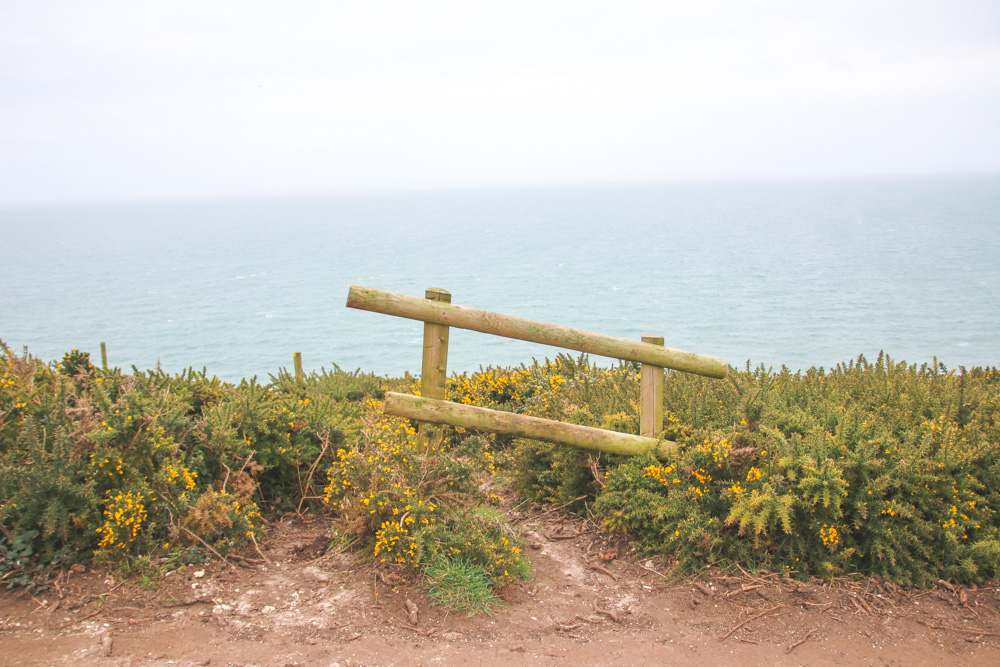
[2,175,998,382]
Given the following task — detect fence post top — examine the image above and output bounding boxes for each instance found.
[641,334,665,346]
[425,287,452,302]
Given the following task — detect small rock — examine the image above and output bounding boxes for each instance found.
[441,631,464,641]
[404,599,419,625]
[303,567,331,583]
[100,630,113,657]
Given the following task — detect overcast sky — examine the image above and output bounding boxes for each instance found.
[1,1,999,207]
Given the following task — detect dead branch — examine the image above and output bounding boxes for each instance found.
[694,582,714,597]
[786,628,817,653]
[927,624,1000,637]
[518,495,588,522]
[178,527,236,570]
[590,565,618,581]
[297,430,333,514]
[638,562,671,580]
[545,530,588,541]
[720,604,783,640]
[593,602,623,624]
[398,623,438,637]
[249,532,274,567]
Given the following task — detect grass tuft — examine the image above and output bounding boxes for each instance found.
[424,558,501,616]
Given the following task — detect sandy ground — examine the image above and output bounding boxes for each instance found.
[2,508,999,667]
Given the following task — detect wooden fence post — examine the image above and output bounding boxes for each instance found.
[640,334,664,438]
[419,288,451,450]
[293,352,304,381]
[345,285,729,460]
[100,342,108,370]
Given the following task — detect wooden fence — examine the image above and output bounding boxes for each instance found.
[346,285,727,459]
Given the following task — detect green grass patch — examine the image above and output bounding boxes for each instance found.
[423,557,501,616]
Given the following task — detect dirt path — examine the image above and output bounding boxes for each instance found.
[3,511,999,666]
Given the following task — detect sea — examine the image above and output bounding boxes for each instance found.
[1,174,998,383]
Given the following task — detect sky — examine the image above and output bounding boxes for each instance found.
[1,0,999,207]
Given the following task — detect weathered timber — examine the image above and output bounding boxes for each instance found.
[419,288,451,451]
[384,392,677,460]
[100,341,108,370]
[347,285,727,378]
[293,352,304,381]
[640,334,665,437]
[420,288,451,400]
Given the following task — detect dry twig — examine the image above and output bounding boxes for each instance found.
[593,602,623,624]
[694,582,714,597]
[786,628,817,653]
[517,495,588,523]
[590,565,618,581]
[249,532,274,567]
[178,527,236,570]
[638,562,670,580]
[296,431,333,515]
[725,584,762,598]
[545,530,588,541]
[927,624,1000,637]
[720,604,783,640]
[398,623,439,637]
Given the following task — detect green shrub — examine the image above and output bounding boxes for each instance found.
[583,354,1000,585]
[5,339,998,595]
[322,397,529,597]
[0,344,372,584]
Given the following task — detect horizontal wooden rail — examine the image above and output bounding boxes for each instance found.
[347,285,727,379]
[384,392,677,460]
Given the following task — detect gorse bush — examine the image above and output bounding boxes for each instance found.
[4,339,999,598]
[429,352,1000,586]
[322,397,529,594]
[590,354,1000,585]
[0,342,527,608]
[0,342,366,584]
[447,355,636,511]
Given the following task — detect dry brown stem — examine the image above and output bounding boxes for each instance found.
[720,604,783,640]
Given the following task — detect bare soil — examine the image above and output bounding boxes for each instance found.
[3,507,1000,667]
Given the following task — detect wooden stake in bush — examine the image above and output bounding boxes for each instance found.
[100,342,108,370]
[293,352,304,381]
[420,288,452,399]
[640,334,664,437]
[419,288,451,451]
